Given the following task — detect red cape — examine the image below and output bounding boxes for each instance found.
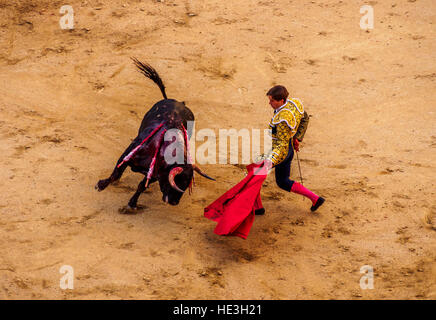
[204,163,268,239]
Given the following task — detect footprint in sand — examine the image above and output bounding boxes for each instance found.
[392,200,406,210]
[321,224,334,238]
[430,136,436,148]
[395,226,409,244]
[117,242,135,250]
[414,73,435,80]
[13,145,31,157]
[328,164,347,169]
[37,198,53,205]
[264,191,283,201]
[264,54,292,73]
[235,250,257,263]
[300,158,319,166]
[118,205,146,214]
[379,167,404,175]
[304,59,318,66]
[198,267,225,288]
[195,57,236,80]
[392,193,411,200]
[423,208,436,230]
[342,56,358,62]
[39,135,65,144]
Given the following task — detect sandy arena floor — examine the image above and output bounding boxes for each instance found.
[0,0,435,299]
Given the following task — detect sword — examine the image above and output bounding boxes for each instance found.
[295,149,304,186]
[295,149,305,201]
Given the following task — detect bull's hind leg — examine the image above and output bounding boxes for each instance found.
[127,177,147,209]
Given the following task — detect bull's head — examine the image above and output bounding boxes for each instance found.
[154,125,214,205]
[158,164,215,205]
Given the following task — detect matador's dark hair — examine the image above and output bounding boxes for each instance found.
[266,85,289,102]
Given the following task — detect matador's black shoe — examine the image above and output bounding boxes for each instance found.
[311,197,325,212]
[255,208,266,215]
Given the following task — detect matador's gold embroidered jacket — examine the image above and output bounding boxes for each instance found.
[268,98,309,166]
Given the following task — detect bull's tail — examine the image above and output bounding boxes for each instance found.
[131,57,168,99]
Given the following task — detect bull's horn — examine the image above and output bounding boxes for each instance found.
[193,164,216,181]
[168,167,184,193]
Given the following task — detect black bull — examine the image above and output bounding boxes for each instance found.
[95,58,215,207]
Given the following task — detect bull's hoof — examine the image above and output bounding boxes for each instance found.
[95,179,110,192]
[128,199,138,209]
[127,204,137,211]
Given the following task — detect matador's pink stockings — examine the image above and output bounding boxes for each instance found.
[291,182,319,205]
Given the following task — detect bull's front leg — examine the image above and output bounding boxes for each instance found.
[127,177,148,209]
[95,162,127,192]
[95,138,140,192]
